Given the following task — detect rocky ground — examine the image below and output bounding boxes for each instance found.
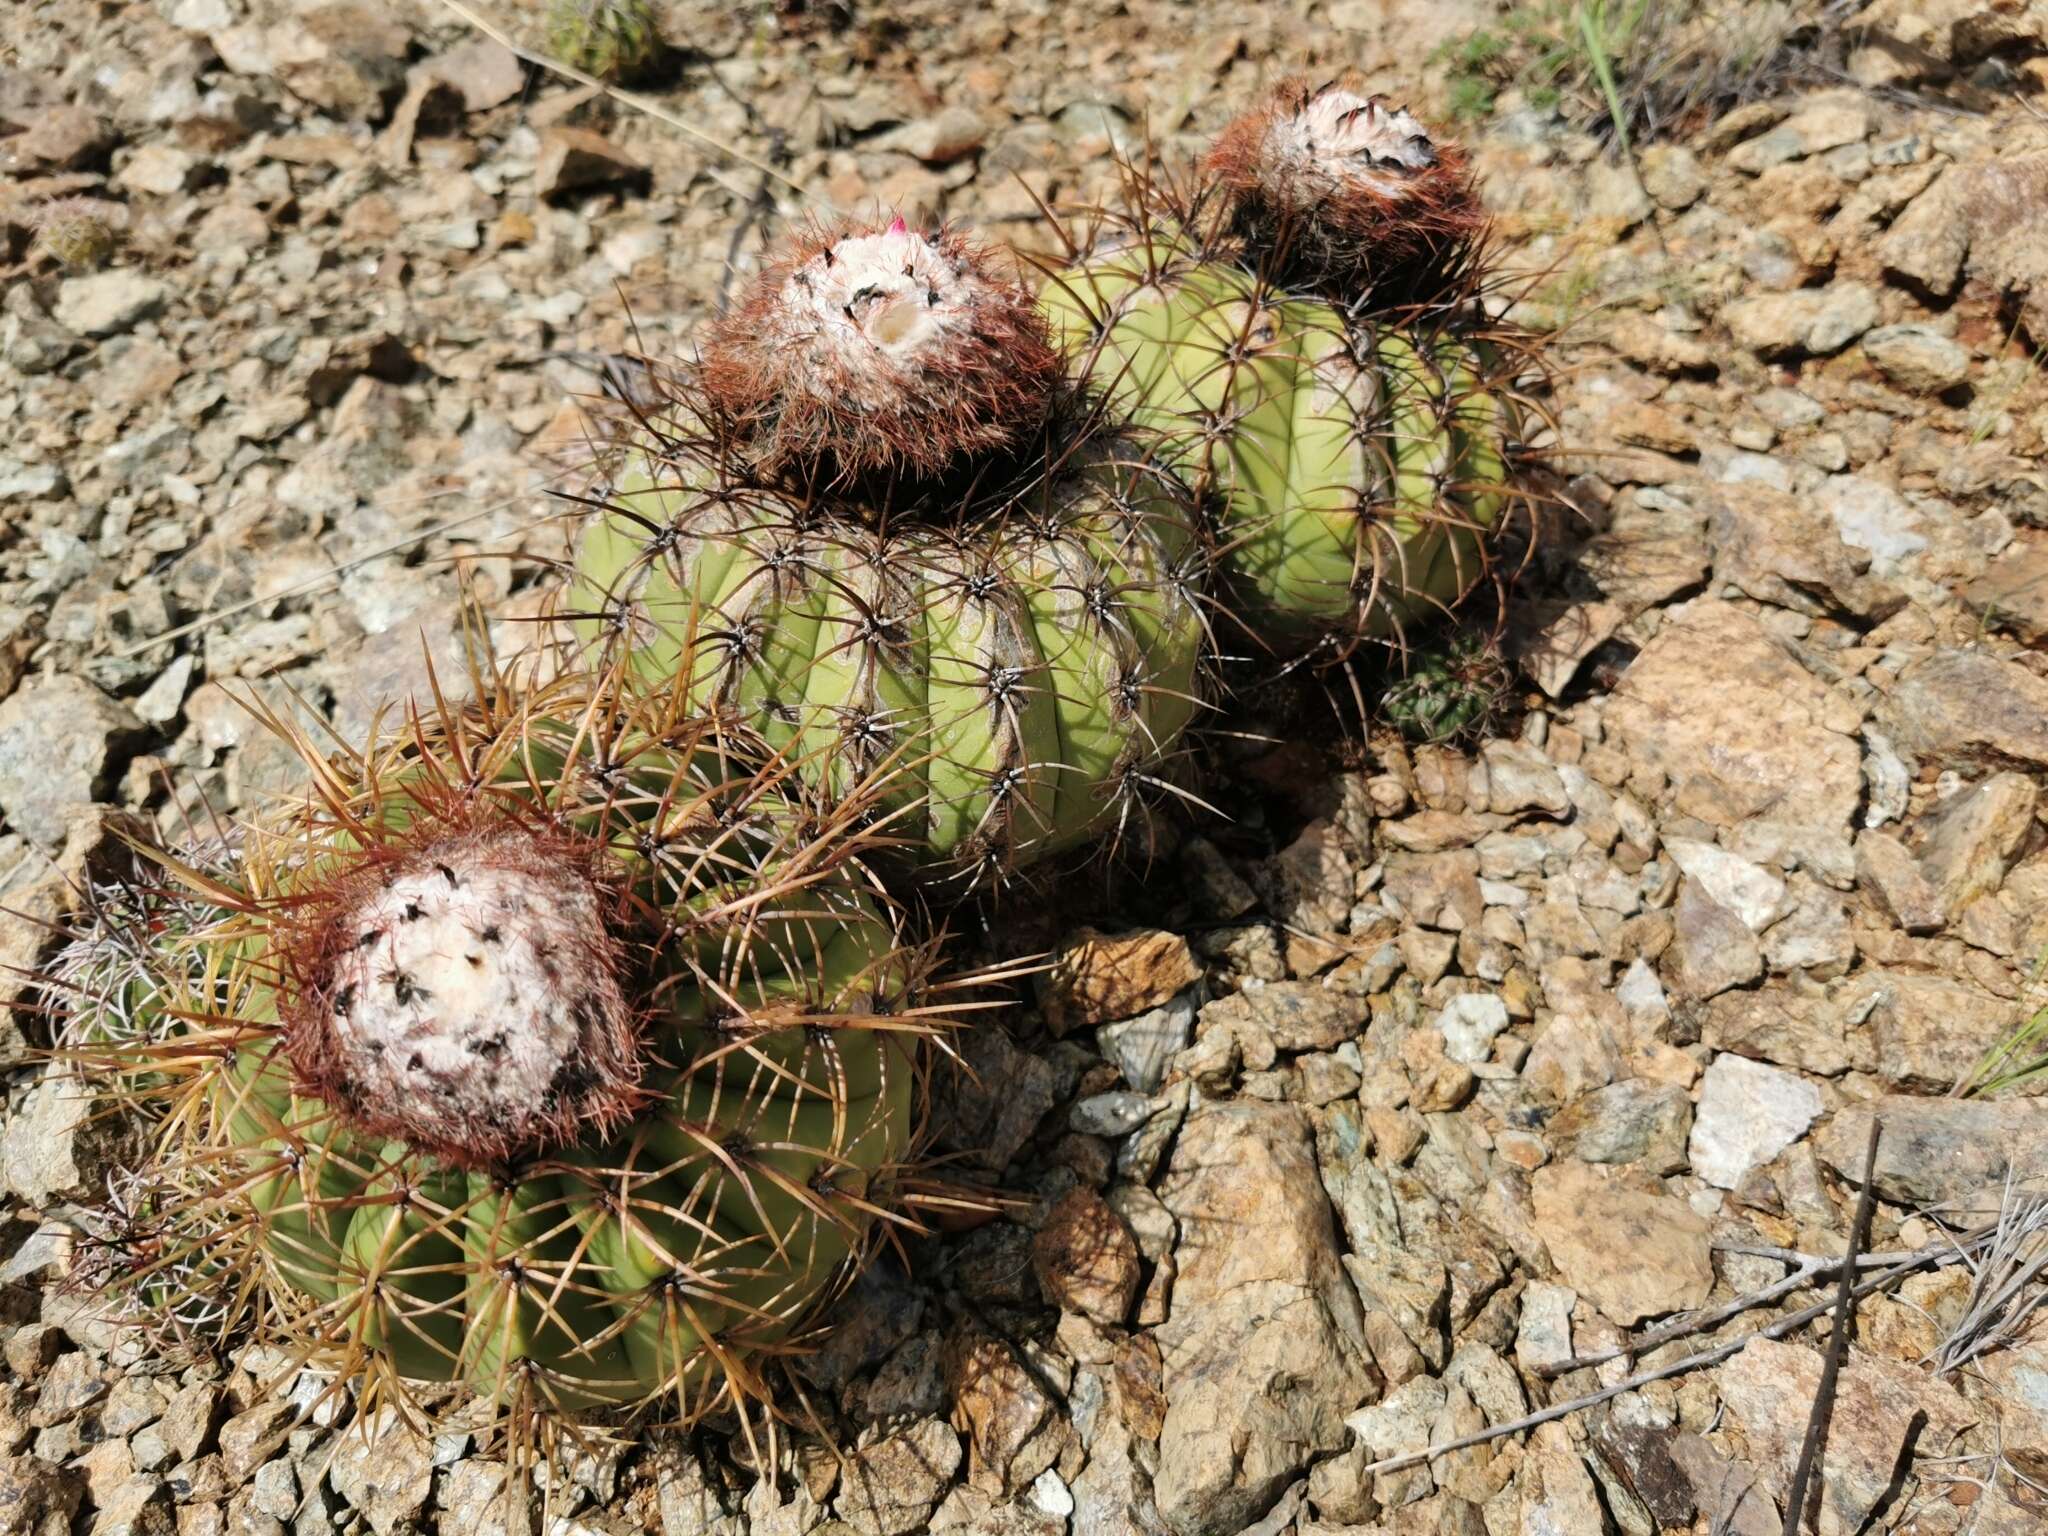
[6,1,2048,1533]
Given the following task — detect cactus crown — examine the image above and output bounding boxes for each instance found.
[703,216,1063,488]
[1204,74,1485,298]
[276,818,646,1168]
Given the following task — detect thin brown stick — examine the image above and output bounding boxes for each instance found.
[1782,1119,1881,1535]
[430,0,821,207]
[1359,1199,1978,1479]
[1538,1231,1995,1381]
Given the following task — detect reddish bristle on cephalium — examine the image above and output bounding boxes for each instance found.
[702,217,1063,485]
[1204,74,1486,299]
[273,814,649,1170]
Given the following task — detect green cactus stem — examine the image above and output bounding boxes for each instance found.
[546,0,665,84]
[46,666,947,1436]
[1037,81,1545,667]
[567,215,1212,886]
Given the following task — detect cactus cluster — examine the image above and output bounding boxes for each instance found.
[51,670,940,1432]
[567,79,1541,891]
[43,70,1545,1455]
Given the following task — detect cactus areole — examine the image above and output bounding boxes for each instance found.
[278,822,644,1168]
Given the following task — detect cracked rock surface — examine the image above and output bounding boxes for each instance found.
[5,2,2048,1534]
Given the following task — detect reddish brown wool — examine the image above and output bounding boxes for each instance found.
[702,216,1063,483]
[276,820,646,1168]
[1204,74,1486,295]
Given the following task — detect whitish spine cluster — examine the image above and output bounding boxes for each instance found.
[1203,73,1487,298]
[703,217,1062,483]
[280,827,643,1168]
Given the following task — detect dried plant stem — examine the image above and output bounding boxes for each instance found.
[1781,1119,1881,1535]
[1535,1245,1912,1381]
[1931,1178,2048,1378]
[430,0,821,207]
[1360,1189,2005,1480]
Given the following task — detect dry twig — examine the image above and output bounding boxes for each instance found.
[1361,1190,2015,1479]
[1931,1178,2048,1379]
[430,0,824,207]
[1781,1118,1880,1534]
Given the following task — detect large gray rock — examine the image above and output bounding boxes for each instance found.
[1701,978,1876,1076]
[0,1064,131,1206]
[1700,479,1902,621]
[835,1419,962,1536]
[1688,1054,1822,1189]
[0,674,148,848]
[1664,878,1763,1000]
[1722,283,1878,357]
[1817,1096,2048,1206]
[1715,1338,1974,1531]
[1529,1159,1713,1326]
[1552,1078,1693,1172]
[52,270,169,338]
[326,1409,434,1536]
[1862,323,1971,394]
[1918,771,2038,913]
[1960,151,2048,345]
[1152,1102,1374,1535]
[1879,650,2048,771]
[1605,600,1860,838]
[1859,967,2021,1093]
[1879,166,1967,296]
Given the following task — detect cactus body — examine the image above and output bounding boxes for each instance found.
[546,0,664,83]
[50,674,937,1427]
[567,217,1210,882]
[33,199,123,270]
[570,444,1207,882]
[1040,240,1517,656]
[1037,78,1536,663]
[1380,631,1512,743]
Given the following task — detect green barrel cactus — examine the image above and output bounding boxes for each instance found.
[1038,74,1539,663]
[570,439,1208,885]
[1380,631,1512,744]
[33,198,124,271]
[48,669,940,1429]
[567,216,1211,885]
[546,0,664,84]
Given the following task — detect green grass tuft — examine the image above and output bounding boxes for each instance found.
[1433,1,1846,143]
[1962,947,2048,1097]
